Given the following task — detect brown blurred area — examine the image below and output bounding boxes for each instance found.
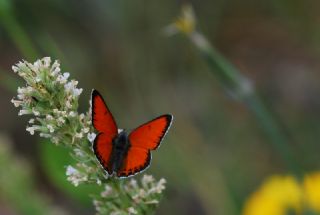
[1,0,320,214]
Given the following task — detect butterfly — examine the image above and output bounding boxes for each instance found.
[91,89,173,178]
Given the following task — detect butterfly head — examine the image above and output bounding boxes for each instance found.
[112,130,130,150]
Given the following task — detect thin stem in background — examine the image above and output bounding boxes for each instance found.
[168,5,300,176]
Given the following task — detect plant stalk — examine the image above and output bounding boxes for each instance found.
[188,31,300,175]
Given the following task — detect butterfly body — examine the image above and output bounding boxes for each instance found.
[91,89,172,178]
[109,130,130,174]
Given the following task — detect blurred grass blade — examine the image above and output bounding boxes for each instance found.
[0,0,38,60]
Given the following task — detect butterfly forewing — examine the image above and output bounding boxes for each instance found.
[128,114,173,150]
[91,89,118,135]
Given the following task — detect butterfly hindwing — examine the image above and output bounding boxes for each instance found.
[93,133,113,175]
[116,114,172,177]
[117,147,151,177]
[91,89,118,175]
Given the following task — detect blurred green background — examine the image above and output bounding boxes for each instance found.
[1,0,320,214]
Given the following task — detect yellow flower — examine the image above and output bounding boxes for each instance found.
[242,172,320,214]
[303,172,320,212]
[164,4,196,36]
[242,175,302,215]
[174,4,195,34]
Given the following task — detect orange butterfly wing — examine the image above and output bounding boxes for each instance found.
[91,89,118,174]
[128,114,173,150]
[117,147,151,177]
[93,133,113,174]
[91,89,117,135]
[117,114,173,177]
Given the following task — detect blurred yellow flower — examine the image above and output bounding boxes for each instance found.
[303,172,320,212]
[243,172,320,215]
[174,4,195,34]
[164,4,196,36]
[242,176,302,215]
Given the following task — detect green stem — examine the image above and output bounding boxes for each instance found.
[245,94,299,175]
[188,31,300,175]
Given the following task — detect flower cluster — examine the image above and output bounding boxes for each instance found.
[11,57,85,145]
[11,57,105,184]
[11,57,167,214]
[93,175,166,215]
[243,172,320,215]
